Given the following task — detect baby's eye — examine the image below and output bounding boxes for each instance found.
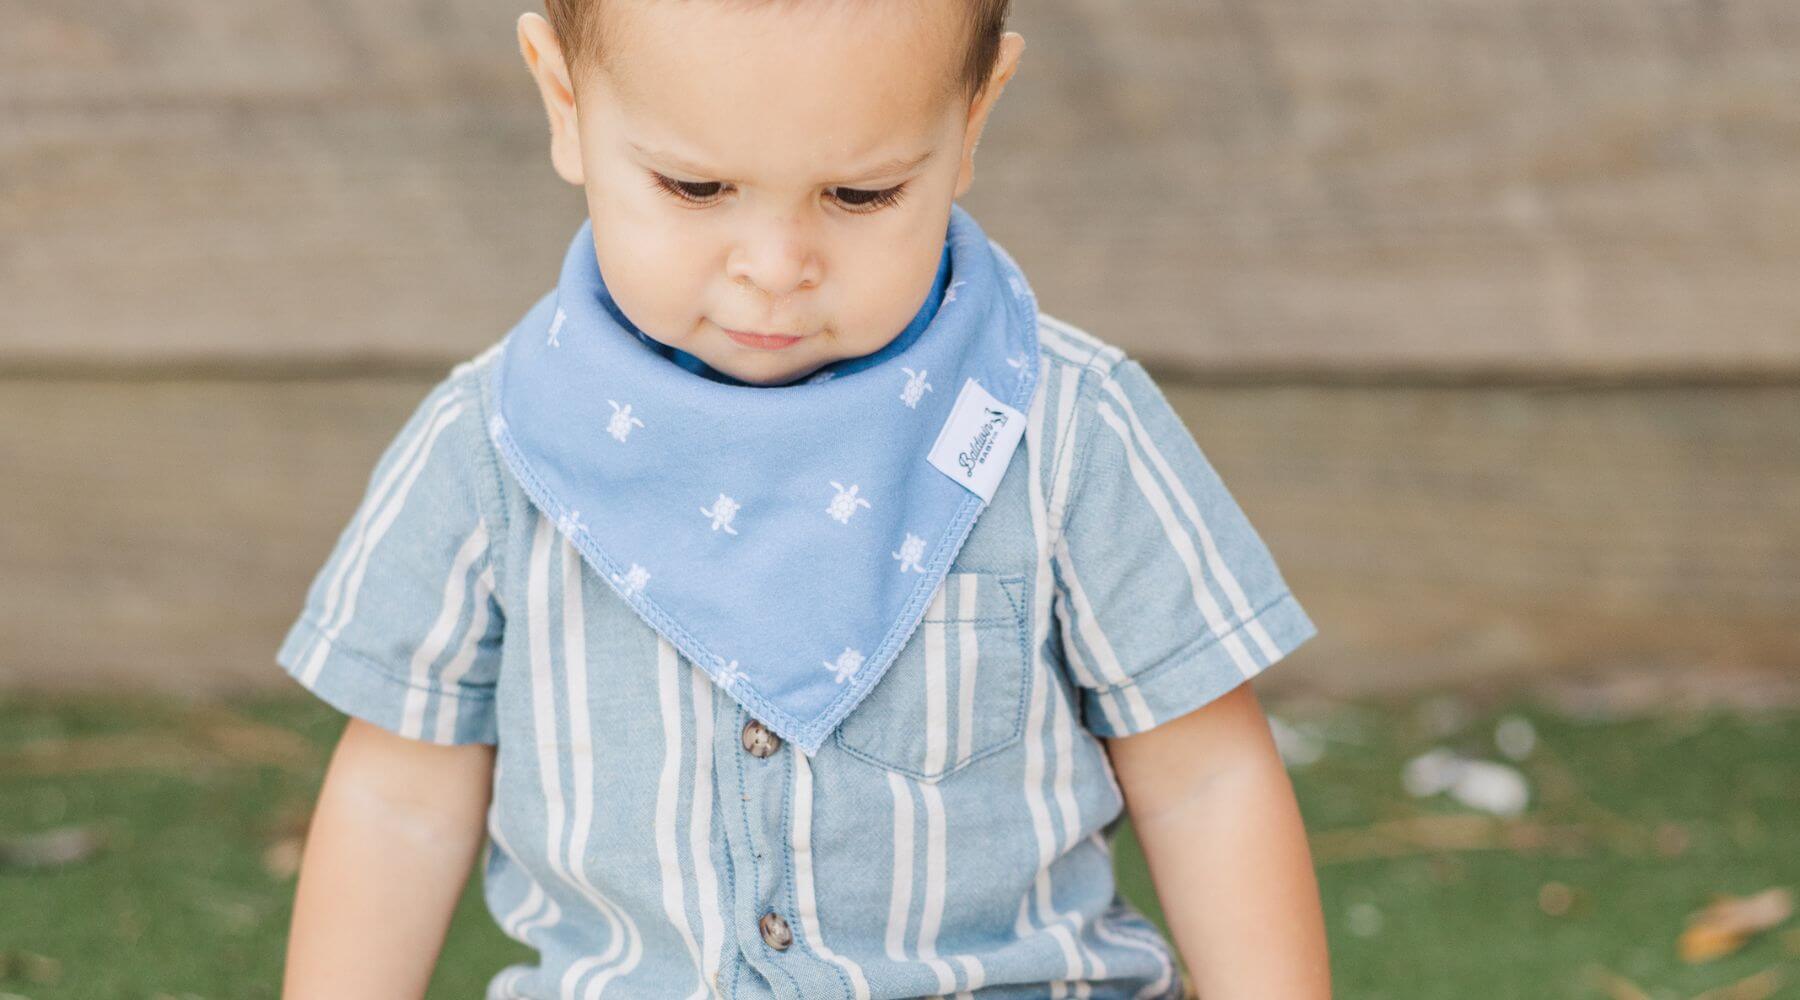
[830,184,907,213]
[651,172,727,205]
[648,171,906,213]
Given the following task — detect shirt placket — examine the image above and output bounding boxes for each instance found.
[715,704,850,999]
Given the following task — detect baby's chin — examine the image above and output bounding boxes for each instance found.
[716,353,828,387]
[704,336,869,387]
[667,326,900,386]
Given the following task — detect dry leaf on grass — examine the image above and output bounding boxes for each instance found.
[1688,967,1785,1000]
[1309,814,1591,864]
[1678,888,1793,963]
[0,950,63,985]
[263,837,304,879]
[1582,964,1652,1000]
[0,707,311,777]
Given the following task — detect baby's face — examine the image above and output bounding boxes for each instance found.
[521,0,1021,386]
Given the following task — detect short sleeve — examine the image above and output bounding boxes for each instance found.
[274,369,505,745]
[1050,358,1317,739]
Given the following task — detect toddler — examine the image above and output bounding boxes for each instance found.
[276,1,1330,997]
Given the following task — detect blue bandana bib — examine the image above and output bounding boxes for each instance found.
[487,203,1041,754]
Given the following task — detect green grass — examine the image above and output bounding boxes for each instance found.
[0,691,1795,999]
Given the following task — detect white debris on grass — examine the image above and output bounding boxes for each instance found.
[1268,714,1325,768]
[1402,747,1530,817]
[1402,748,1463,797]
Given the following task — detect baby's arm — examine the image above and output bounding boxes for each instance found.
[282,717,496,999]
[1104,681,1330,999]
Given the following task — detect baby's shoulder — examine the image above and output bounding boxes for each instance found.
[446,335,507,412]
[376,337,508,490]
[1034,311,1131,381]
[369,336,515,563]
[1029,310,1171,453]
[1026,311,1219,528]
[1031,311,1183,428]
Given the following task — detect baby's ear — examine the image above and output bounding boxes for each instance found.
[954,32,1025,200]
[517,13,586,186]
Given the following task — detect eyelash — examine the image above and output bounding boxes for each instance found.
[648,172,907,213]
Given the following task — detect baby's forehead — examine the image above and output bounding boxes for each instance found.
[590,0,967,109]
[578,0,972,179]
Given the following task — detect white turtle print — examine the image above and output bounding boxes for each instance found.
[488,413,508,442]
[546,307,567,347]
[943,279,967,304]
[714,659,744,691]
[606,400,645,442]
[611,563,650,598]
[892,532,928,573]
[825,481,872,524]
[700,494,741,535]
[557,509,588,538]
[1005,353,1026,369]
[822,647,865,684]
[899,367,933,408]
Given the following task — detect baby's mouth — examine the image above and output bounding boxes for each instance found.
[721,327,805,351]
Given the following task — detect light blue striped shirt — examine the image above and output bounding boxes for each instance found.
[275,313,1318,999]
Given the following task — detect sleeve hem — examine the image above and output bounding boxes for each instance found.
[1081,589,1318,739]
[274,615,497,746]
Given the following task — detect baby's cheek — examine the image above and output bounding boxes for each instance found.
[864,257,942,344]
[598,245,700,334]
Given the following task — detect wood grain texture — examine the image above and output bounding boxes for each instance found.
[1154,376,1800,692]
[3,373,1794,693]
[3,1,1798,375]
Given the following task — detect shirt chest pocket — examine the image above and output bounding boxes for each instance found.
[833,571,1031,782]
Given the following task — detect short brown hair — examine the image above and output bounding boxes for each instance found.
[545,0,1012,104]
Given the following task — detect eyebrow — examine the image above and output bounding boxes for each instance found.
[629,141,934,184]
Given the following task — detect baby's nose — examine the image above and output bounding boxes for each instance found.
[727,225,819,299]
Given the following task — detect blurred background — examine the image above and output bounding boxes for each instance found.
[2,1,1797,998]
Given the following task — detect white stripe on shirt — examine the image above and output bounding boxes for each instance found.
[792,752,872,999]
[559,538,643,999]
[1094,402,1262,679]
[915,582,960,993]
[401,519,490,739]
[653,638,709,999]
[1018,371,1088,980]
[313,387,462,645]
[434,564,497,744]
[1094,369,1283,664]
[490,758,560,943]
[884,769,917,961]
[1053,535,1156,733]
[687,665,727,998]
[526,514,575,955]
[953,575,980,768]
[301,396,464,685]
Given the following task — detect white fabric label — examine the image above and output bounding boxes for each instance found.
[926,377,1027,503]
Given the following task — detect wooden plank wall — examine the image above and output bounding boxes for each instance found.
[4,0,1797,374]
[3,1,1797,694]
[4,374,1796,694]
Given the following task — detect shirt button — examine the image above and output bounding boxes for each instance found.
[758,910,793,951]
[741,719,782,758]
